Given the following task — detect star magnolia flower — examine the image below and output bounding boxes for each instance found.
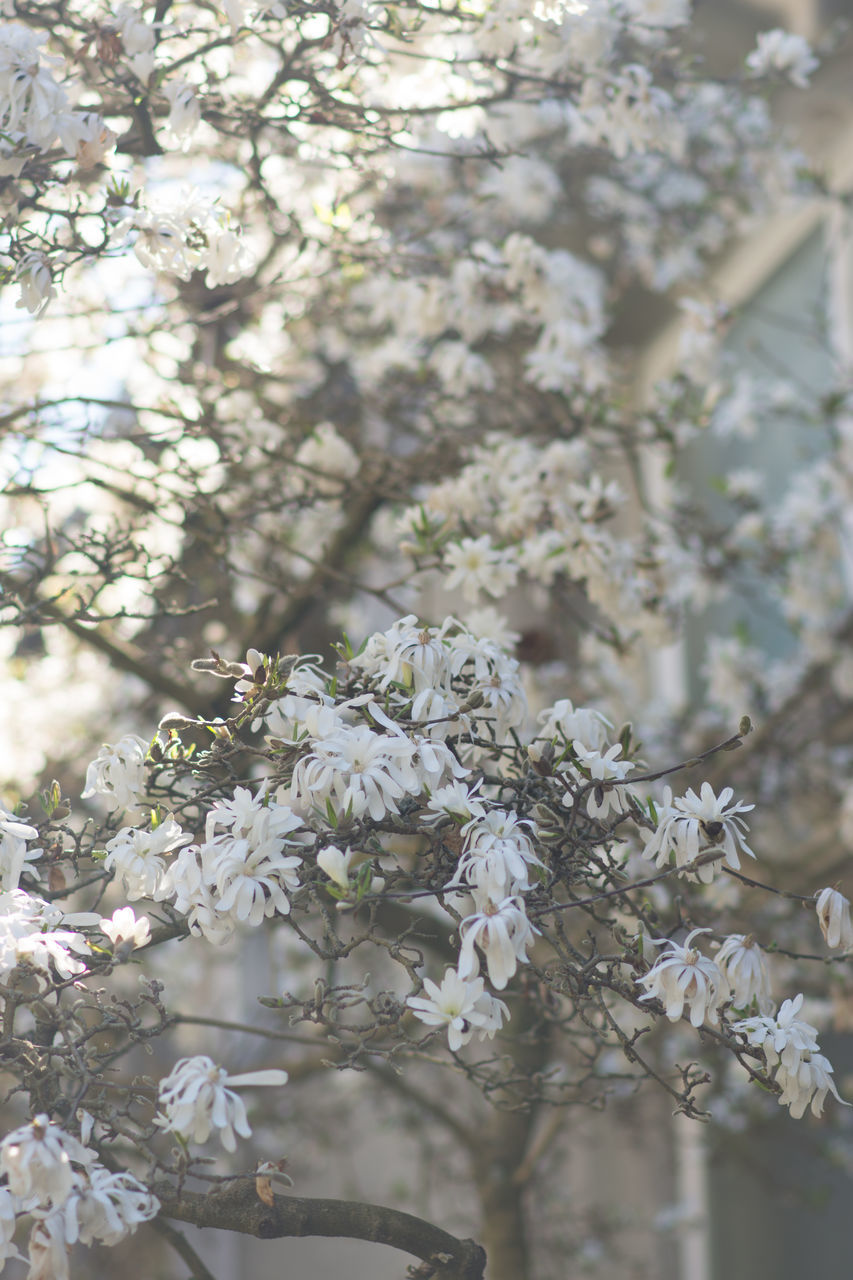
[59,1163,159,1246]
[442,535,517,602]
[458,896,539,990]
[537,698,613,752]
[0,804,41,891]
[15,254,55,316]
[561,742,633,821]
[292,724,426,822]
[99,907,151,951]
[157,1056,288,1152]
[642,782,754,882]
[0,891,92,985]
[732,994,819,1072]
[815,887,853,952]
[81,736,149,811]
[196,789,306,929]
[636,928,724,1027]
[0,1115,91,1205]
[715,934,772,1011]
[103,817,192,901]
[775,1052,846,1120]
[26,1215,68,1280]
[746,29,817,88]
[407,969,493,1051]
[317,844,353,890]
[448,811,542,898]
[0,1188,19,1267]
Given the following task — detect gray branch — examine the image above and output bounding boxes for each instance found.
[155,1181,486,1280]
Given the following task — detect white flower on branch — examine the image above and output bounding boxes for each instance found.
[814,887,853,953]
[56,1163,159,1246]
[443,536,518,603]
[641,782,755,882]
[15,254,55,316]
[0,1188,19,1266]
[57,112,117,168]
[424,780,486,824]
[81,736,149,812]
[734,995,848,1119]
[163,80,201,147]
[715,934,772,1012]
[537,699,613,752]
[317,843,353,890]
[0,804,41,891]
[203,789,305,925]
[99,907,150,951]
[26,1214,69,1280]
[458,895,539,990]
[0,1115,91,1206]
[774,1052,846,1120]
[292,723,450,823]
[636,928,724,1027]
[157,1055,288,1152]
[104,817,192,901]
[0,891,92,984]
[407,969,509,1051]
[0,24,66,149]
[560,742,633,821]
[732,993,818,1072]
[351,616,456,694]
[746,29,817,88]
[448,811,542,899]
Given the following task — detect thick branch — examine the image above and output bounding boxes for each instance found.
[154,1181,486,1280]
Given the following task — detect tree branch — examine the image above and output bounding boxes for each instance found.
[154,1182,486,1280]
[149,1216,220,1280]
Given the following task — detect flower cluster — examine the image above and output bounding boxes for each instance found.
[0,1115,158,1268]
[733,995,846,1119]
[161,788,307,942]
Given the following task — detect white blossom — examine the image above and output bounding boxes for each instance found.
[458,896,539,990]
[99,907,150,951]
[443,536,518,602]
[561,743,633,821]
[157,1056,288,1151]
[26,1214,70,1280]
[448,811,542,898]
[0,804,41,891]
[317,844,353,890]
[57,112,116,167]
[642,782,754,882]
[734,995,848,1119]
[292,723,442,822]
[408,969,493,1051]
[0,1187,20,1266]
[103,818,192,901]
[163,80,201,146]
[0,891,92,984]
[746,29,817,88]
[774,1052,846,1120]
[82,736,149,811]
[733,994,819,1073]
[15,254,55,316]
[815,887,853,953]
[0,1115,91,1206]
[715,934,772,1012]
[59,1164,159,1246]
[636,928,724,1027]
[537,699,613,751]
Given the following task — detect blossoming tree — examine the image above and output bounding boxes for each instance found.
[1,0,853,1277]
